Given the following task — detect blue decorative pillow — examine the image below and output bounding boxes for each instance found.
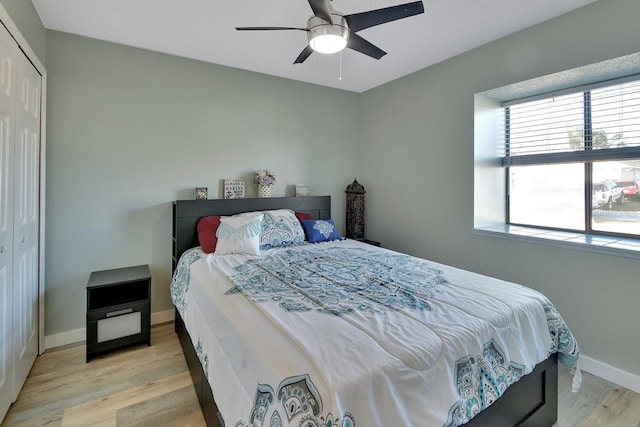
[300,219,344,243]
[258,209,306,250]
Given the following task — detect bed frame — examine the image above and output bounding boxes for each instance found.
[171,196,558,427]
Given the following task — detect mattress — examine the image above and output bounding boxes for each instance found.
[170,239,579,427]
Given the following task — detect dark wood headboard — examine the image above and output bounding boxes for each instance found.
[172,196,331,271]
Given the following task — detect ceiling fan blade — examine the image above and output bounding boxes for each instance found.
[344,1,424,33]
[347,33,386,60]
[236,26,307,31]
[308,0,333,23]
[294,45,314,64]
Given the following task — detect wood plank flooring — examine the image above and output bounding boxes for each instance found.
[2,324,205,427]
[2,323,638,427]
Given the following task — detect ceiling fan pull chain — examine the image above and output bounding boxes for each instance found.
[339,50,343,83]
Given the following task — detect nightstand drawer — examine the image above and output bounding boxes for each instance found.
[97,311,141,342]
[87,299,149,322]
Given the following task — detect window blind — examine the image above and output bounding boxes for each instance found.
[501,77,640,166]
[591,79,640,150]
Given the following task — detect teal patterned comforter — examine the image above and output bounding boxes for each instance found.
[170,242,579,427]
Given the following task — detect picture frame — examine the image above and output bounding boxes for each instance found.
[195,187,208,200]
[295,184,309,197]
[224,179,245,199]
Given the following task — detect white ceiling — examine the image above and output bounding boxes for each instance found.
[33,0,597,93]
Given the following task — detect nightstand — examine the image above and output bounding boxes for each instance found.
[356,238,381,247]
[86,265,151,362]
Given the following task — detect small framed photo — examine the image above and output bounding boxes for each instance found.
[195,187,208,200]
[224,179,245,199]
[295,184,309,197]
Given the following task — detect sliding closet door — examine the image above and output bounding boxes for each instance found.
[0,23,18,419]
[12,51,40,395]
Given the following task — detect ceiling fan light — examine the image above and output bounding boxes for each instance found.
[307,15,349,55]
[310,34,347,54]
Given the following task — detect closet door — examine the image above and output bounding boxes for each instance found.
[0,23,18,419]
[12,50,40,395]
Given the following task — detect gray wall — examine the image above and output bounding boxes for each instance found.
[359,0,640,377]
[0,0,45,62]
[45,31,360,335]
[25,0,640,378]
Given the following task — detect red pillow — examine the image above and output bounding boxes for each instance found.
[295,212,313,222]
[197,216,221,253]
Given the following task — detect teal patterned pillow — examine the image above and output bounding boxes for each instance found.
[259,209,306,250]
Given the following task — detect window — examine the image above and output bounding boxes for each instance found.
[502,77,640,238]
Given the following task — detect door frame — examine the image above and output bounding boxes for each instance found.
[0,4,47,355]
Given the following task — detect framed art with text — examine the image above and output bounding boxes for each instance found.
[224,179,245,199]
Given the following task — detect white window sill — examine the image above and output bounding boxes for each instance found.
[473,225,640,260]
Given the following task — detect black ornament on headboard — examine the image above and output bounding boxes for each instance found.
[345,179,366,240]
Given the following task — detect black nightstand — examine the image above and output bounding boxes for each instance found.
[356,238,381,247]
[86,264,151,362]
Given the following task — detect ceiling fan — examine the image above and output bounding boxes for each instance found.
[235,0,424,64]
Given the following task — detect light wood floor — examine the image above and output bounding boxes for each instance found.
[2,323,639,427]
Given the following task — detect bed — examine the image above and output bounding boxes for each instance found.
[171,196,577,427]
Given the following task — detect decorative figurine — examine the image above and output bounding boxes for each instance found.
[345,179,366,239]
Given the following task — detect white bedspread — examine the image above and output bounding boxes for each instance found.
[171,239,578,427]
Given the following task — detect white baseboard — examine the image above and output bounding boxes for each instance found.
[44,327,86,350]
[579,354,640,394]
[44,309,176,350]
[151,308,175,325]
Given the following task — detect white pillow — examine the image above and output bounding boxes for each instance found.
[214,214,263,256]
